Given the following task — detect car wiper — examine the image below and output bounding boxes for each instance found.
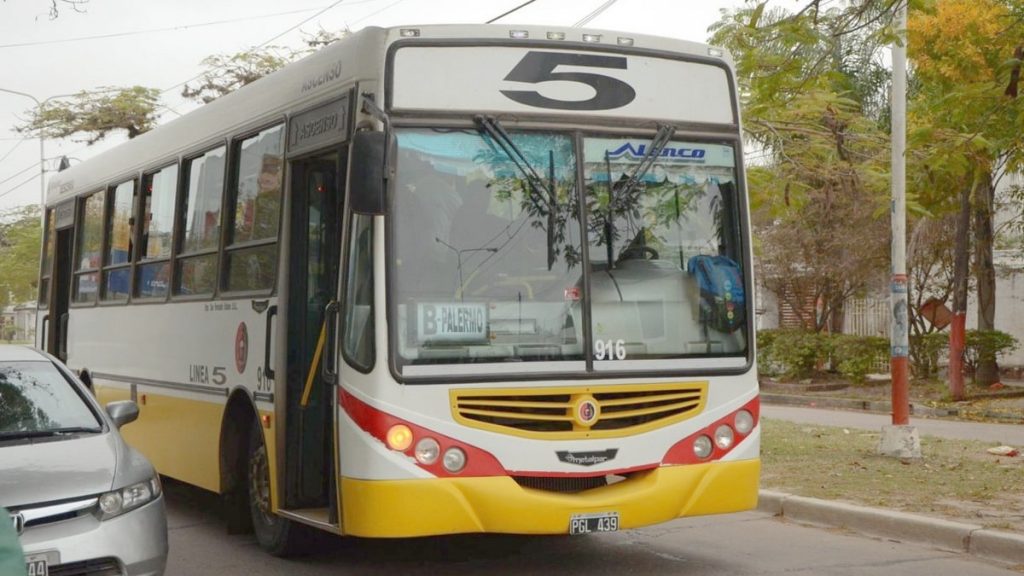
[473,115,553,210]
[0,426,103,439]
[612,123,676,201]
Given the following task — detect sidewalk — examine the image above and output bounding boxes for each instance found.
[763,404,1024,445]
[758,402,1024,567]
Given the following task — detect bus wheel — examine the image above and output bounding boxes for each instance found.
[247,426,300,556]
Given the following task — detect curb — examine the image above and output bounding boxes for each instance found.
[758,490,1024,566]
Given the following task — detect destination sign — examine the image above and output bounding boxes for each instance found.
[289,96,349,156]
[417,302,489,344]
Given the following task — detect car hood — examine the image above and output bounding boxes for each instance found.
[0,433,117,508]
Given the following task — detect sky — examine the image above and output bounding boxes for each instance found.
[0,0,752,212]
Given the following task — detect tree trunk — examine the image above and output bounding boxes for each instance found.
[974,174,998,385]
[949,184,972,401]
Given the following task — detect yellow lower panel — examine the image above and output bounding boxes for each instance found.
[95,385,224,493]
[341,458,760,537]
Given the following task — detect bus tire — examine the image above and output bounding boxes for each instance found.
[247,425,301,556]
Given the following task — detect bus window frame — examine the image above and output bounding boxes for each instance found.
[133,161,180,302]
[70,188,106,307]
[219,119,287,298]
[383,122,754,385]
[171,142,230,301]
[99,177,138,304]
[38,208,55,308]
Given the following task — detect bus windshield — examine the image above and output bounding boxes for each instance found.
[391,128,747,376]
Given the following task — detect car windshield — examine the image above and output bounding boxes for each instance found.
[391,128,747,376]
[0,361,101,436]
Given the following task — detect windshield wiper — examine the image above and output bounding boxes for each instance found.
[0,426,103,439]
[474,115,563,270]
[612,123,676,201]
[473,115,554,209]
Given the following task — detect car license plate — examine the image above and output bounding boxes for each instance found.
[569,512,619,535]
[25,554,49,576]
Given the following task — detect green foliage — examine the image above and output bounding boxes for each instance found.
[910,331,949,379]
[0,205,42,309]
[758,329,832,379]
[711,2,897,333]
[831,334,889,383]
[181,48,293,104]
[964,329,1020,377]
[15,86,160,144]
[181,29,350,104]
[758,329,889,382]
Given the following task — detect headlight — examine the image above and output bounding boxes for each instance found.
[98,478,159,520]
[735,410,755,435]
[442,447,467,473]
[714,425,735,450]
[693,435,714,459]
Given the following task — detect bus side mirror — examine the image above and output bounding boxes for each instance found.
[350,131,387,215]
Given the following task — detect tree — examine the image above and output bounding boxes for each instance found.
[181,29,350,104]
[0,205,42,310]
[907,0,1024,392]
[711,1,899,332]
[14,86,161,144]
[181,48,293,104]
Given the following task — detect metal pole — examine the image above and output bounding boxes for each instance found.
[889,2,910,426]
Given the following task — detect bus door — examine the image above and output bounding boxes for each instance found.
[284,150,345,513]
[48,201,76,361]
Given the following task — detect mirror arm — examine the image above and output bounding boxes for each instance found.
[360,92,392,182]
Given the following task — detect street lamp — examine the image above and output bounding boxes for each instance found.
[0,88,80,220]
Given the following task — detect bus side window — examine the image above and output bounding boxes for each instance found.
[342,214,374,371]
[223,124,284,292]
[73,191,105,304]
[136,166,178,299]
[175,146,226,296]
[102,180,137,301]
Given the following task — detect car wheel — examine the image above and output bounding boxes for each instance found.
[247,425,301,556]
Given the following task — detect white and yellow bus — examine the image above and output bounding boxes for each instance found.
[37,24,759,555]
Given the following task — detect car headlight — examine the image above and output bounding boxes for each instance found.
[98,477,161,520]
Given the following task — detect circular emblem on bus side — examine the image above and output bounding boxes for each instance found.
[235,322,248,374]
[573,396,600,428]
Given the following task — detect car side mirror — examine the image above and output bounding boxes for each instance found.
[105,400,140,429]
[350,130,387,215]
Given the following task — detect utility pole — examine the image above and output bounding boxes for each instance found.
[879,1,921,459]
[0,88,78,222]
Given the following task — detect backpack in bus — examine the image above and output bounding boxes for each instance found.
[687,255,744,333]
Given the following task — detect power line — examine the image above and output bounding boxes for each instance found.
[0,161,40,188]
[573,0,619,27]
[347,0,408,27]
[0,138,28,164]
[161,0,351,95]
[0,172,39,201]
[487,0,539,24]
[0,6,343,50]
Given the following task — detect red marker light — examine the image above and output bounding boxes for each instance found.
[564,287,581,301]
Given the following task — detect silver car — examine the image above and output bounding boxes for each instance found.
[0,346,167,576]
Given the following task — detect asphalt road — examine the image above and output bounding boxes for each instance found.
[163,480,1021,576]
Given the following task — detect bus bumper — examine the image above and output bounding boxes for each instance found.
[340,458,759,537]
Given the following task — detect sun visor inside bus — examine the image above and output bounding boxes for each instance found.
[350,130,387,215]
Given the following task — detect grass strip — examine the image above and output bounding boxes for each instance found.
[761,418,1024,533]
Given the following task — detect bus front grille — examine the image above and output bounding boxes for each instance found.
[450,382,707,439]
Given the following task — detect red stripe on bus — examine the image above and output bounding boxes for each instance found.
[339,388,507,477]
[661,396,760,465]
